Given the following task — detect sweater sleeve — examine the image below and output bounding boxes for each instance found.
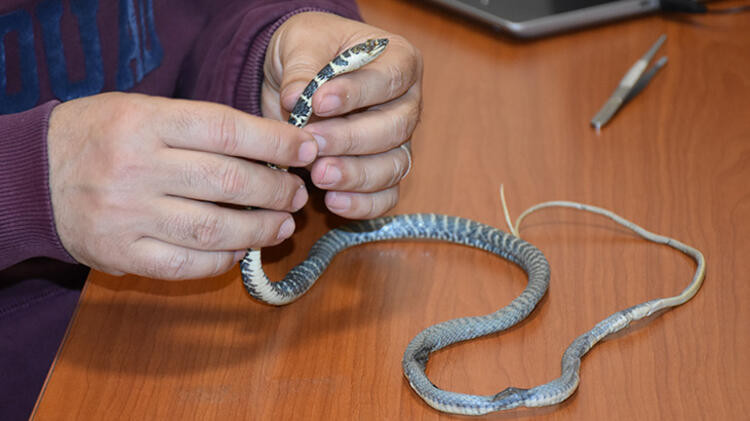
[0,101,77,270]
[177,0,362,116]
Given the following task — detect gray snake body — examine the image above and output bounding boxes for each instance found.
[239,39,706,415]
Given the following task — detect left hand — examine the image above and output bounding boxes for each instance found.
[262,12,423,219]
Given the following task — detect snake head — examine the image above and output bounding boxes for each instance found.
[364,38,389,57]
[490,387,528,410]
[339,39,389,73]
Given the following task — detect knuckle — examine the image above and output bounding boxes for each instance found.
[161,249,193,279]
[104,95,146,132]
[212,254,236,277]
[386,62,408,100]
[92,166,143,217]
[215,111,241,155]
[191,213,224,249]
[270,176,298,209]
[384,38,420,98]
[387,187,400,210]
[356,162,375,190]
[345,194,375,219]
[363,195,378,218]
[245,218,275,247]
[106,148,145,185]
[218,160,248,202]
[363,189,398,218]
[264,128,286,161]
[400,38,423,83]
[267,171,303,210]
[376,192,398,218]
[388,153,405,187]
[181,159,206,191]
[95,102,155,185]
[389,112,411,148]
[158,213,184,241]
[139,248,192,280]
[404,100,421,138]
[160,211,224,249]
[169,105,200,138]
[341,123,362,154]
[385,102,420,152]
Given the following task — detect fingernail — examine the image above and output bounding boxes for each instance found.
[318,94,342,115]
[311,133,327,151]
[234,251,246,262]
[326,192,351,211]
[320,164,342,186]
[277,217,295,240]
[292,185,308,210]
[298,140,317,163]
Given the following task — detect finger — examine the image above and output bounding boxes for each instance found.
[276,41,341,114]
[310,146,411,193]
[149,196,296,251]
[303,85,420,156]
[281,36,422,118]
[313,39,421,117]
[157,148,308,211]
[129,237,246,280]
[154,97,318,167]
[324,186,400,219]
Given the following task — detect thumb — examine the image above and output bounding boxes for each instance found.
[278,45,338,113]
[267,16,342,113]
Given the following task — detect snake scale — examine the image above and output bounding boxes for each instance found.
[239,39,706,416]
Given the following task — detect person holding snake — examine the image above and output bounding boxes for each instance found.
[0,2,421,419]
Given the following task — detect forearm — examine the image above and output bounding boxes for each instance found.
[0,101,76,269]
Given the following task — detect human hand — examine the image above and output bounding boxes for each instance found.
[262,12,423,219]
[47,92,318,279]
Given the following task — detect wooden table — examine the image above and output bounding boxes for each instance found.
[33,1,750,419]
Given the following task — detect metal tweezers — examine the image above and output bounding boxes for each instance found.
[591,34,668,130]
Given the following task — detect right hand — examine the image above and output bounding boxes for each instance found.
[47,92,318,280]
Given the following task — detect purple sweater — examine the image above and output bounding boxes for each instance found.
[0,1,360,418]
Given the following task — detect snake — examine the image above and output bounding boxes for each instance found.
[239,39,706,416]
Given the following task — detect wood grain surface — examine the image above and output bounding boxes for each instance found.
[33,1,750,420]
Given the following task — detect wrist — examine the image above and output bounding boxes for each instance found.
[0,101,77,268]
